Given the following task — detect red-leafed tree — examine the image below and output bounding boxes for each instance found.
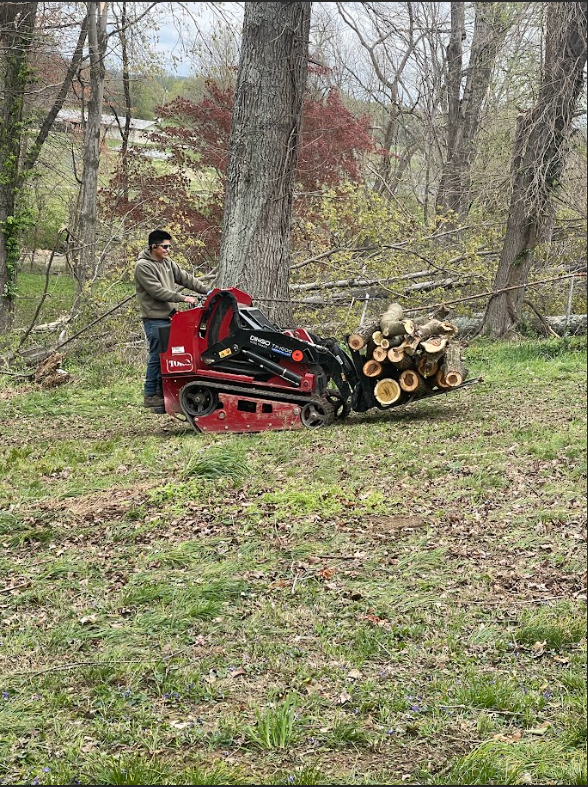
[103,80,376,267]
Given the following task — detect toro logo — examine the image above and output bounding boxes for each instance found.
[166,353,193,372]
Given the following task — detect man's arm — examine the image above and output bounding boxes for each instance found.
[171,262,209,295]
[135,263,186,303]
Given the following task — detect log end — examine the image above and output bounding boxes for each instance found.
[399,370,422,392]
[444,371,464,387]
[348,334,366,351]
[374,377,402,406]
[422,337,448,354]
[363,359,383,378]
[435,368,451,389]
[373,346,388,363]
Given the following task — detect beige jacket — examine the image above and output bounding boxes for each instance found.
[134,249,208,319]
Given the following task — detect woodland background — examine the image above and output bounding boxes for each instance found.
[0,1,586,359]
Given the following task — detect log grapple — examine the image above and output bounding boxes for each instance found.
[158,288,476,433]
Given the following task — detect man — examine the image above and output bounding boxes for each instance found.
[134,229,209,409]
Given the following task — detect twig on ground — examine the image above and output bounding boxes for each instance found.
[0,581,31,594]
[11,650,185,678]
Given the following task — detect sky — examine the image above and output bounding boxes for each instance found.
[154,2,244,77]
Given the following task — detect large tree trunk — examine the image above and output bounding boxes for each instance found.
[0,2,38,333]
[482,2,587,337]
[77,1,108,292]
[217,2,311,326]
[436,2,508,221]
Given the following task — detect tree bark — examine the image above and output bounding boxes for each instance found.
[118,1,131,202]
[481,2,588,337]
[414,318,457,340]
[77,1,108,291]
[380,302,404,336]
[217,2,311,326]
[436,2,509,221]
[440,341,466,386]
[0,2,38,332]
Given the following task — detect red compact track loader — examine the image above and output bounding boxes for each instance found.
[157,288,476,434]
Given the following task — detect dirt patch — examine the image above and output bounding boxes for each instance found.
[34,482,157,520]
[367,514,427,531]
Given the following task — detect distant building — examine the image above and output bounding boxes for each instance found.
[55,108,158,144]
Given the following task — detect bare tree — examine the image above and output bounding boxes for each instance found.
[217,2,312,326]
[336,2,425,197]
[76,1,108,291]
[435,2,510,221]
[481,1,587,337]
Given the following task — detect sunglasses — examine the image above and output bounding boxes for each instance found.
[157,244,172,250]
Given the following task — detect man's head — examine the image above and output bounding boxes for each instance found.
[148,230,172,261]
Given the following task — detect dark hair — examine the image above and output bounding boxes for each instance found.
[148,229,172,249]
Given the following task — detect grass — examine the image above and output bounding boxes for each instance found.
[0,334,586,785]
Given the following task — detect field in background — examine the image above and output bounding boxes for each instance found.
[0,337,586,785]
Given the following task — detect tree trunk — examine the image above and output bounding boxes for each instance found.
[482,2,587,337]
[77,1,108,291]
[0,2,38,332]
[119,1,131,202]
[217,2,311,326]
[436,2,508,221]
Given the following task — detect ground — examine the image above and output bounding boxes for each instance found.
[0,338,586,786]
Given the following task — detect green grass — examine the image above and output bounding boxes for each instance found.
[0,335,585,785]
[245,695,299,749]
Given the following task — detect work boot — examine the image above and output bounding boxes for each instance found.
[143,394,164,409]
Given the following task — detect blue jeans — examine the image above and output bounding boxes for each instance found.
[143,318,170,396]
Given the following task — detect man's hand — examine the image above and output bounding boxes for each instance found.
[183,296,197,305]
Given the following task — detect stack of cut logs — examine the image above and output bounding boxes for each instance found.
[347,303,467,407]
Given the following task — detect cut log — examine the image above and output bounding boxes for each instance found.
[362,359,383,378]
[348,321,380,350]
[380,302,403,336]
[387,348,413,370]
[417,351,443,378]
[435,368,452,389]
[372,330,385,346]
[387,346,405,364]
[399,369,428,395]
[379,337,392,349]
[440,341,467,387]
[415,318,458,341]
[373,345,389,363]
[380,320,406,338]
[400,335,421,356]
[374,377,402,406]
[421,336,448,354]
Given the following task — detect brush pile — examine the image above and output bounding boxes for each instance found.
[347,303,468,406]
